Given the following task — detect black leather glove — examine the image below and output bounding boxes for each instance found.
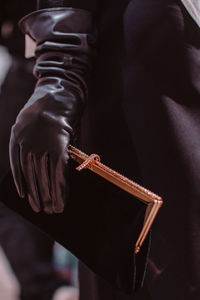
[9,8,94,214]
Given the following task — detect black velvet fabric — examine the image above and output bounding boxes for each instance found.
[122,1,200,300]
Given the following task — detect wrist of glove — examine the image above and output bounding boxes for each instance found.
[9,8,95,214]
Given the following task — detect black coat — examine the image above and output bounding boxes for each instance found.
[1,0,200,299]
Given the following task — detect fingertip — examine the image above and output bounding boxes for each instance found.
[43,206,53,215]
[18,190,25,199]
[53,206,65,214]
[10,143,28,201]
[13,178,25,199]
[28,194,41,213]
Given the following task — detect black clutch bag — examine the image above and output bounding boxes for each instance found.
[1,145,163,293]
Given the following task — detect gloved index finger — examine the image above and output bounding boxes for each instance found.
[33,153,54,215]
[19,148,41,213]
[9,137,26,199]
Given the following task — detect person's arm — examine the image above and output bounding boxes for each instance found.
[9,1,97,214]
[9,2,151,294]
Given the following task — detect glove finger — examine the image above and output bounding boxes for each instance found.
[32,153,53,215]
[49,152,70,214]
[9,141,26,198]
[19,148,41,213]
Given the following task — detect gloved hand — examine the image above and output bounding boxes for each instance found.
[9,8,94,214]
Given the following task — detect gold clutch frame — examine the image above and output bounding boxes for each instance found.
[68,145,163,254]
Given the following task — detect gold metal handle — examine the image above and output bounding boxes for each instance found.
[68,145,163,254]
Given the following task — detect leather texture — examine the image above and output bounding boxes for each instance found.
[9,8,95,214]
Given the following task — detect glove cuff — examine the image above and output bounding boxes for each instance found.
[19,7,94,41]
[18,8,96,103]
